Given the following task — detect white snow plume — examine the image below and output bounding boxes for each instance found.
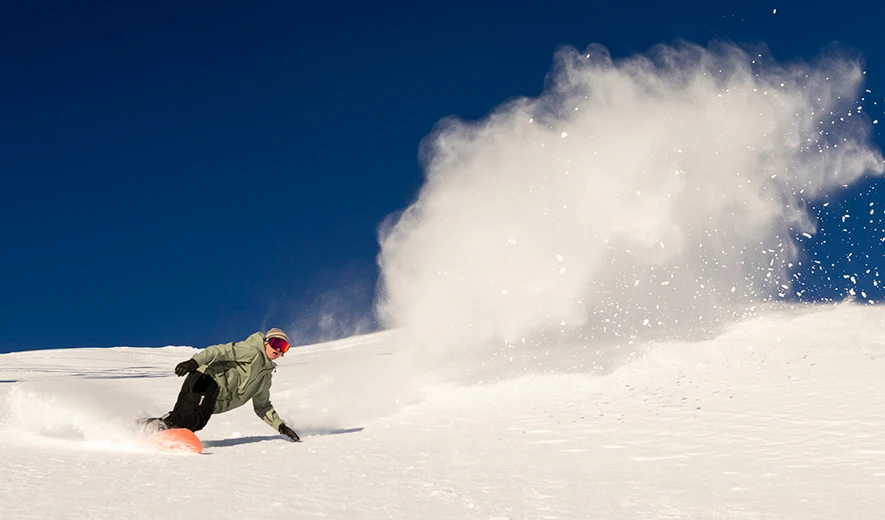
[377,41,884,356]
[2,380,152,449]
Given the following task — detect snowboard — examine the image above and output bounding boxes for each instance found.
[151,428,203,454]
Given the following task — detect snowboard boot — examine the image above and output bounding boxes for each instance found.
[135,417,170,433]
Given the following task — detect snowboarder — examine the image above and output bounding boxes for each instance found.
[143,328,301,442]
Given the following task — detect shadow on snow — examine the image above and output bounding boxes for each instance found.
[203,427,364,448]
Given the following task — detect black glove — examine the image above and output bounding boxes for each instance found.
[279,424,301,442]
[174,359,198,377]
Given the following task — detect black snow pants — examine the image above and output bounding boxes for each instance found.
[164,371,220,432]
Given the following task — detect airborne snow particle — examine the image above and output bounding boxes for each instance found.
[561,132,569,138]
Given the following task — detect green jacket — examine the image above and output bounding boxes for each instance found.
[191,331,285,431]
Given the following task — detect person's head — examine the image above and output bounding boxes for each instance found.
[264,328,290,360]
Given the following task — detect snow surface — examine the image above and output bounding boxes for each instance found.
[2,303,884,519]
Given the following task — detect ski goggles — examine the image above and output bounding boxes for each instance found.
[267,337,290,354]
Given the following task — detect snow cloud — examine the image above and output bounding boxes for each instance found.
[376,41,884,352]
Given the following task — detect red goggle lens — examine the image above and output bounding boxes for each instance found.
[268,337,290,353]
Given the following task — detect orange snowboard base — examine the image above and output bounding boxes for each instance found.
[152,428,203,454]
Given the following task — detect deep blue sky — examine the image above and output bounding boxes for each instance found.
[2,1,884,352]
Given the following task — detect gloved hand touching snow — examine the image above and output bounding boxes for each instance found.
[279,424,301,442]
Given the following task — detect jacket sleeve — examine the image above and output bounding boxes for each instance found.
[191,340,252,368]
[253,385,284,431]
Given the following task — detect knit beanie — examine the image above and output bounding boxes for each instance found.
[266,327,289,343]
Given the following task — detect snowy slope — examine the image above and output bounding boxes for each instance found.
[1,303,884,519]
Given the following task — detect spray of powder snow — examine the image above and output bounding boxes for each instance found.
[376,41,884,356]
[1,380,158,450]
